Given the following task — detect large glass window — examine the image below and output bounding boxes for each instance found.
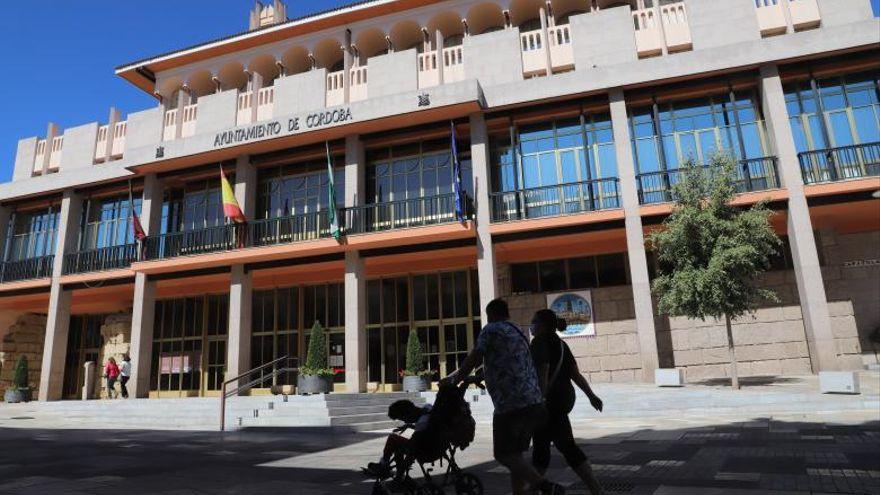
[250,282,345,386]
[62,314,105,399]
[79,196,142,250]
[366,269,480,387]
[5,208,59,261]
[150,294,228,397]
[784,72,880,153]
[366,139,473,203]
[630,89,770,174]
[257,161,345,220]
[510,253,629,293]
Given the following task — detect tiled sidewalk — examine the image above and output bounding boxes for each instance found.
[0,410,877,494]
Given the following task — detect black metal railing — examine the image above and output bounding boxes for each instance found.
[0,255,54,283]
[250,210,332,248]
[62,244,139,275]
[344,192,471,234]
[798,142,880,185]
[143,224,246,261]
[490,178,620,222]
[637,156,780,204]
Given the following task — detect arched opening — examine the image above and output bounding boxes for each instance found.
[551,0,590,24]
[156,76,184,105]
[389,20,423,52]
[313,38,343,72]
[596,0,637,9]
[218,61,248,92]
[354,27,388,64]
[186,70,215,99]
[282,46,311,75]
[247,54,281,86]
[510,0,544,30]
[467,2,506,35]
[427,11,465,48]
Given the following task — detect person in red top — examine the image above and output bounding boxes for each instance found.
[104,357,120,399]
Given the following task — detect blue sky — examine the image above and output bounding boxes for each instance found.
[0,0,878,183]
[0,0,351,183]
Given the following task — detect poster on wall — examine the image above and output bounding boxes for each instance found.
[546,290,596,338]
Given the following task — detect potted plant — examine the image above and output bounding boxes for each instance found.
[4,356,31,403]
[297,321,334,395]
[402,329,430,393]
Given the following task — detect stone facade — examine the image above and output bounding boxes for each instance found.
[820,229,880,369]
[0,313,47,396]
[98,313,133,399]
[499,263,644,383]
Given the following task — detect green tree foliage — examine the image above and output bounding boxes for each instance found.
[302,321,333,376]
[12,355,29,390]
[404,329,426,376]
[647,154,781,388]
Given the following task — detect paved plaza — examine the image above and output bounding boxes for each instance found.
[0,408,878,495]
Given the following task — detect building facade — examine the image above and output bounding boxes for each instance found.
[0,0,878,400]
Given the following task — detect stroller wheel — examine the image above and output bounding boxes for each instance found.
[413,485,444,495]
[454,473,483,495]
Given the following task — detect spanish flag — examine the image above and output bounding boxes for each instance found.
[220,166,246,224]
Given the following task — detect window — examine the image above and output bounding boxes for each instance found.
[257,160,345,220]
[79,196,142,250]
[366,138,473,204]
[5,208,58,261]
[510,253,629,293]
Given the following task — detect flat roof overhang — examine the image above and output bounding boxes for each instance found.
[115,0,443,95]
[126,95,482,176]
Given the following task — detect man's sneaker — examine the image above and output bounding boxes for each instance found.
[364,461,392,479]
[539,481,566,495]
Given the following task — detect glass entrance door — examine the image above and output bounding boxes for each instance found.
[63,315,105,399]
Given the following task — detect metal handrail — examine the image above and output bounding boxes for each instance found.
[797,141,880,184]
[219,355,295,431]
[489,177,621,222]
[636,156,780,204]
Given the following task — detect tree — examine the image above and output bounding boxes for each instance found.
[12,355,29,390]
[302,321,332,376]
[404,329,426,376]
[647,154,781,389]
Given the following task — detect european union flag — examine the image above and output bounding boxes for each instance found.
[451,121,465,222]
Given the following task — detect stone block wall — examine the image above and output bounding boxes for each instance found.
[0,313,47,396]
[498,263,643,383]
[820,229,880,368]
[98,313,133,399]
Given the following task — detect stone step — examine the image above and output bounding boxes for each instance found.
[330,412,396,426]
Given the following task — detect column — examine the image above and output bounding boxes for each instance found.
[609,88,660,382]
[173,90,188,140]
[104,107,121,160]
[249,71,264,124]
[343,30,353,103]
[469,113,497,324]
[344,135,367,392]
[129,173,163,398]
[38,190,82,401]
[226,156,256,385]
[40,123,59,175]
[759,64,837,372]
[539,4,553,75]
[435,29,445,85]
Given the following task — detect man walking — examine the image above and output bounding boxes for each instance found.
[119,354,132,399]
[443,299,565,495]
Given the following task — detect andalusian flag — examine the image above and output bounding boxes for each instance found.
[450,121,465,222]
[128,181,146,241]
[326,142,341,240]
[220,166,246,224]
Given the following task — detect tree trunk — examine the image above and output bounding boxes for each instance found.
[725,314,740,390]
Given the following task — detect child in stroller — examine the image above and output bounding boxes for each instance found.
[363,376,484,495]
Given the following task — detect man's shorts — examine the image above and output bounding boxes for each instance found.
[492,402,547,459]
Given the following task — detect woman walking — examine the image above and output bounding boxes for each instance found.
[104,357,120,399]
[530,309,605,495]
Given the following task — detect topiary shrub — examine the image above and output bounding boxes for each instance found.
[301,321,334,377]
[403,329,427,377]
[12,355,29,391]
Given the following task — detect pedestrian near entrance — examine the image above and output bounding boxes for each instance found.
[119,354,132,399]
[443,299,566,495]
[530,309,605,495]
[104,357,120,399]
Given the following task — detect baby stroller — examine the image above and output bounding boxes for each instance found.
[367,375,484,495]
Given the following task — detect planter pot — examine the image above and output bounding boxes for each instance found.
[4,388,31,403]
[402,375,428,393]
[297,374,333,395]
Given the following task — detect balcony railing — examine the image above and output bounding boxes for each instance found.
[0,255,54,283]
[349,66,368,102]
[798,142,880,185]
[326,70,345,107]
[345,193,470,235]
[251,210,333,247]
[62,244,139,275]
[637,156,780,204]
[143,224,246,261]
[490,178,621,223]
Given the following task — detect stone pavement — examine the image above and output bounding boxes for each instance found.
[0,409,877,495]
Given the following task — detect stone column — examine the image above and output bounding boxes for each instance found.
[469,113,497,324]
[40,123,59,175]
[227,156,256,385]
[173,90,188,140]
[436,30,445,85]
[104,107,121,161]
[759,64,838,372]
[344,135,367,392]
[249,71,263,124]
[539,4,553,75]
[38,190,82,401]
[129,173,163,398]
[609,88,660,383]
[343,30,353,104]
